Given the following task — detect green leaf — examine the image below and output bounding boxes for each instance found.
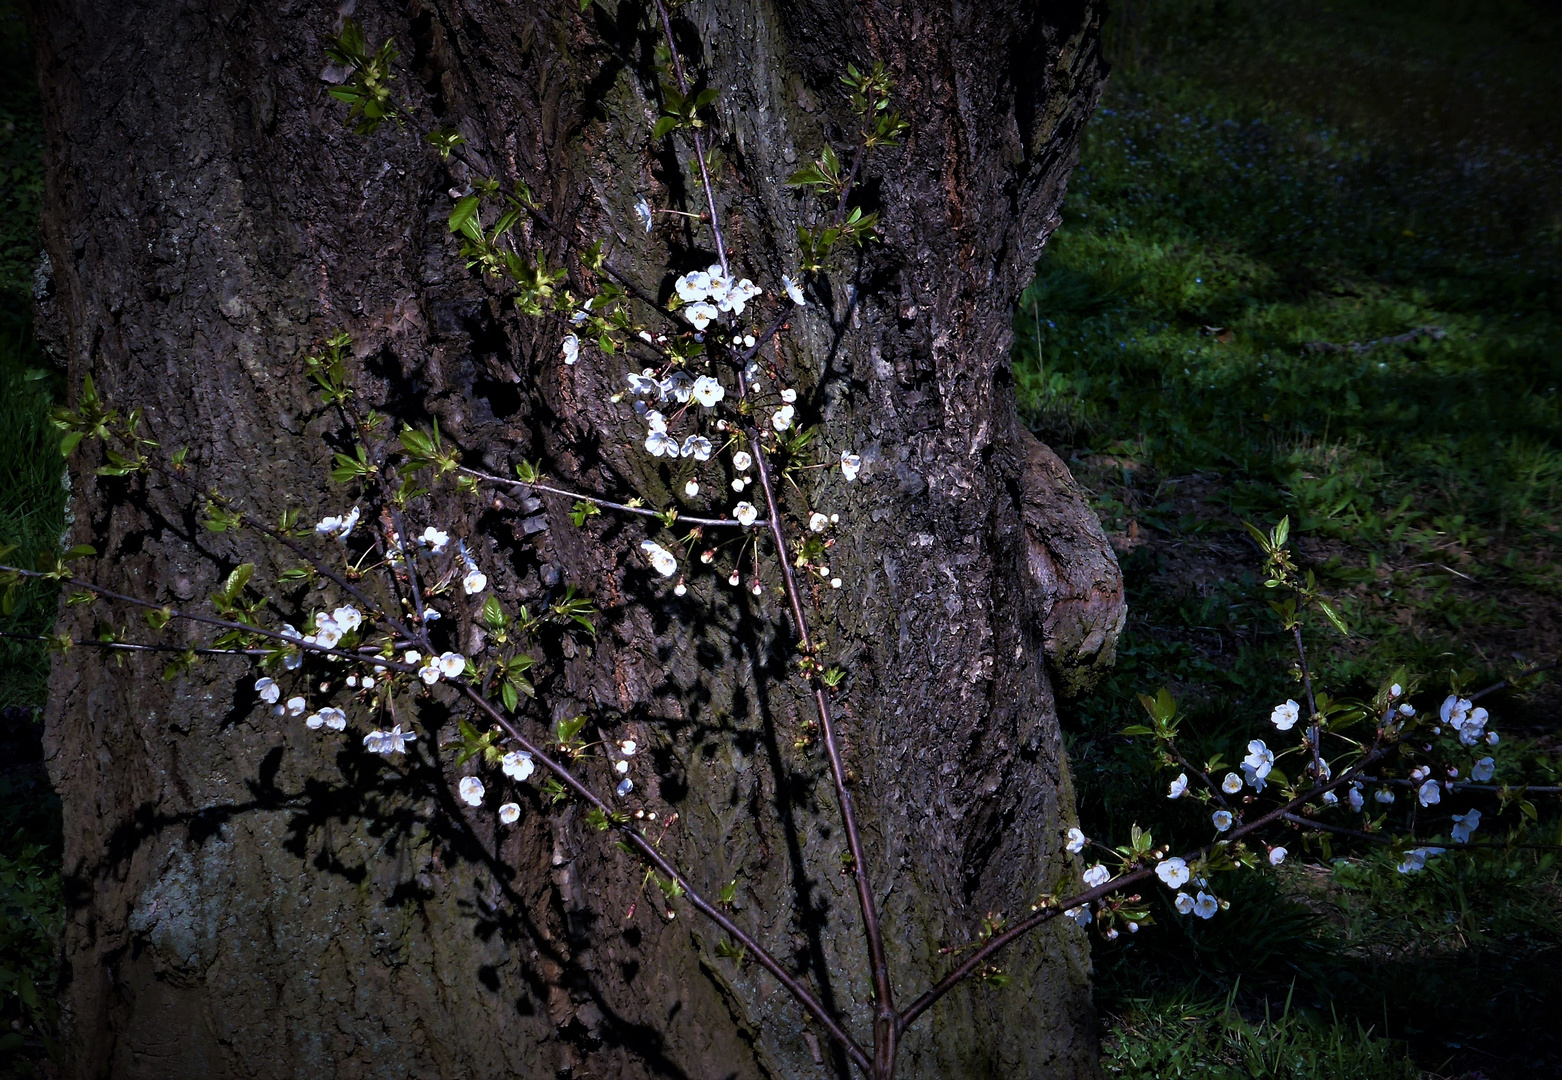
[1318,600,1349,635]
[786,164,830,188]
[448,195,480,235]
[651,115,679,140]
[501,681,518,712]
[222,564,254,602]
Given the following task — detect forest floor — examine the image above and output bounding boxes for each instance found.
[1018,1,1562,1077]
[4,0,1562,1078]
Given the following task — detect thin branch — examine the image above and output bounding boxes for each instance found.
[652,0,728,275]
[1469,658,1560,703]
[1281,812,1562,851]
[0,564,420,673]
[459,467,765,529]
[456,685,871,1072]
[740,371,896,1050]
[1167,742,1230,809]
[1292,624,1323,781]
[0,629,269,658]
[897,751,1386,1033]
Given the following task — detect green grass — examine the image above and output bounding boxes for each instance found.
[1103,988,1421,1080]
[1022,0,1562,1075]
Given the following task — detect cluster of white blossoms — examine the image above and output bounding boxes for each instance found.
[413,650,467,685]
[674,264,763,329]
[1440,694,1497,747]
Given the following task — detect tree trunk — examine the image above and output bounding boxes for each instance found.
[32,1,1115,1077]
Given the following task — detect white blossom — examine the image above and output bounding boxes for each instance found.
[332,605,362,632]
[1417,778,1441,806]
[255,677,280,705]
[731,451,752,472]
[1390,683,1402,698]
[733,502,758,527]
[1271,699,1300,731]
[404,650,421,666]
[1397,846,1444,874]
[499,802,521,824]
[682,374,722,408]
[661,371,693,403]
[315,506,360,540]
[561,334,579,365]
[1471,756,1495,782]
[1174,892,1196,915]
[1348,786,1364,812]
[418,663,440,685]
[840,452,861,481]
[634,197,653,233]
[684,480,699,497]
[437,651,466,679]
[502,750,535,782]
[620,740,638,756]
[614,759,629,775]
[1065,905,1091,927]
[1083,864,1110,888]
[319,707,347,731]
[771,405,794,432]
[1168,773,1188,799]
[314,618,343,650]
[1222,772,1242,794]
[1241,762,1268,792]
[1211,810,1233,832]
[680,435,713,461]
[1156,857,1190,889]
[1399,702,1416,716]
[1487,731,1499,746]
[459,776,485,806]
[1321,789,1338,806]
[641,540,679,577]
[1192,892,1219,919]
[286,696,307,717]
[420,527,450,553]
[1242,739,1274,780]
[780,388,797,404]
[645,428,679,457]
[627,370,661,396]
[1375,788,1395,804]
[1269,847,1287,866]
[1065,827,1086,854]
[809,512,829,533]
[306,712,325,730]
[463,569,488,595]
[616,778,633,797]
[686,302,718,331]
[675,270,712,303]
[782,274,806,306]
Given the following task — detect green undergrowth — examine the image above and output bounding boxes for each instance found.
[1024,0,1562,1076]
[0,2,60,1076]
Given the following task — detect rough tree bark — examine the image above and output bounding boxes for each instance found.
[33,1,1117,1077]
